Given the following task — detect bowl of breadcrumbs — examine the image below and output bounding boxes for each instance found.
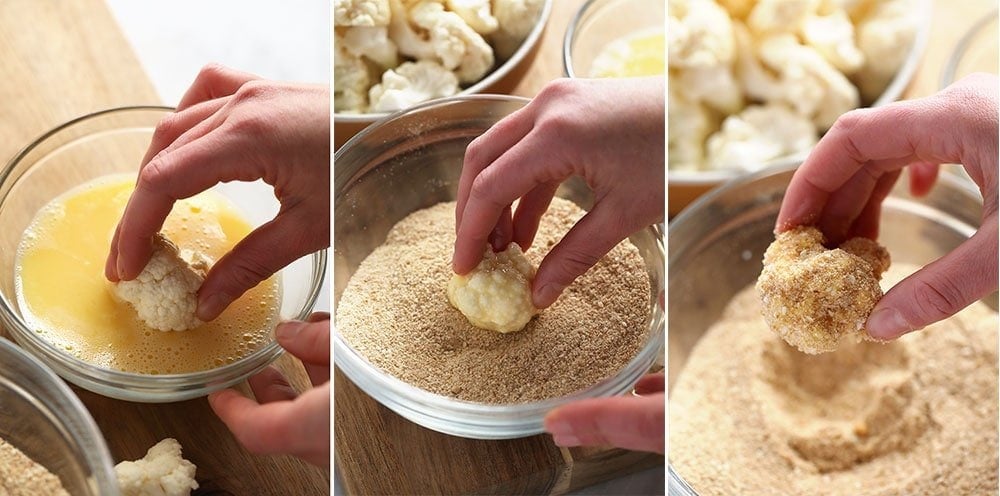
[333,95,664,439]
[667,164,998,496]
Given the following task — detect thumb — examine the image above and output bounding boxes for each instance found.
[867,218,998,340]
[543,394,664,453]
[275,318,330,366]
[532,205,627,308]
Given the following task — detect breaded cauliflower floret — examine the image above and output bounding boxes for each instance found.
[112,234,207,332]
[115,438,198,496]
[334,0,391,26]
[706,103,817,170]
[755,226,890,354]
[369,60,459,112]
[340,26,400,70]
[446,0,499,35]
[334,30,373,113]
[491,0,544,59]
[447,243,537,333]
[410,1,495,83]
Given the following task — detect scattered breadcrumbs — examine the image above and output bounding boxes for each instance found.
[0,436,69,496]
[336,198,651,403]
[756,226,890,354]
[671,265,999,495]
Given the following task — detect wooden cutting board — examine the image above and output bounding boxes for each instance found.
[0,1,329,493]
[334,1,664,494]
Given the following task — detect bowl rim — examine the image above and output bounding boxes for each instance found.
[0,105,327,400]
[334,96,665,438]
[562,0,665,78]
[333,0,554,123]
[667,0,934,185]
[0,337,119,494]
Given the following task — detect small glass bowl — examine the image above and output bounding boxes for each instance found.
[666,163,994,495]
[563,0,665,78]
[334,95,665,439]
[0,338,119,495]
[0,107,326,402]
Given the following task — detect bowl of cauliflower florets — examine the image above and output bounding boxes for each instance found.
[667,0,932,216]
[334,0,552,147]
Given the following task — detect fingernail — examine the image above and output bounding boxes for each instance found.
[197,293,231,321]
[545,419,574,436]
[276,321,306,341]
[116,258,126,281]
[867,308,910,340]
[534,284,563,308]
[552,434,581,447]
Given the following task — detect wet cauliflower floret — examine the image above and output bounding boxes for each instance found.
[112,234,208,332]
[115,438,198,496]
[448,243,537,333]
[755,226,890,354]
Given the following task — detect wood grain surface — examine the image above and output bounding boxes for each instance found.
[334,1,665,495]
[0,1,329,494]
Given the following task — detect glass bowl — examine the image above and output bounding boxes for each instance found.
[333,0,554,148]
[0,107,326,403]
[334,95,665,439]
[665,0,934,217]
[666,163,995,494]
[940,8,998,87]
[563,0,665,78]
[0,337,119,495]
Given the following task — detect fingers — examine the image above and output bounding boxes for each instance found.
[177,64,259,110]
[138,97,230,169]
[634,373,665,395]
[532,205,625,308]
[276,317,331,386]
[512,182,559,251]
[867,216,999,340]
[453,131,571,274]
[817,167,882,245]
[544,393,664,454]
[248,366,298,404]
[489,205,513,252]
[208,382,330,467]
[197,211,322,320]
[846,170,901,241]
[908,162,940,197]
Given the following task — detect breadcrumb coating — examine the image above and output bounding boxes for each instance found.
[756,226,890,354]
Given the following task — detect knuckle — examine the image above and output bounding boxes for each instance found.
[469,173,500,208]
[233,80,271,103]
[538,78,575,100]
[197,63,229,83]
[153,113,181,140]
[225,255,276,293]
[227,113,270,136]
[912,276,965,320]
[553,248,601,282]
[137,154,170,190]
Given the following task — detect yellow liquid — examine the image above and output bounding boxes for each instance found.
[15,174,281,374]
[590,29,666,78]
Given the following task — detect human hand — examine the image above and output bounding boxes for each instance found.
[777,73,998,340]
[453,77,665,308]
[208,312,330,467]
[105,64,331,321]
[543,373,664,453]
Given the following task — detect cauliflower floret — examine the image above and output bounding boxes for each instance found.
[716,0,754,19]
[675,64,744,115]
[410,1,495,83]
[334,31,372,113]
[668,0,735,69]
[801,10,864,73]
[369,60,459,112]
[447,243,537,333]
[334,0,391,26]
[854,0,919,102]
[491,0,543,59]
[340,26,400,70]
[111,234,207,332]
[388,0,438,61]
[705,103,818,170]
[746,0,819,35]
[446,0,498,34]
[668,84,715,171]
[757,34,859,130]
[115,438,198,496]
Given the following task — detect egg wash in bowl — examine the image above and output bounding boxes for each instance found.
[15,174,280,374]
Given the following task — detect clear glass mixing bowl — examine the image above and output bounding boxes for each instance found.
[563,0,665,78]
[666,163,995,495]
[0,337,119,495]
[334,95,665,439]
[0,107,326,402]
